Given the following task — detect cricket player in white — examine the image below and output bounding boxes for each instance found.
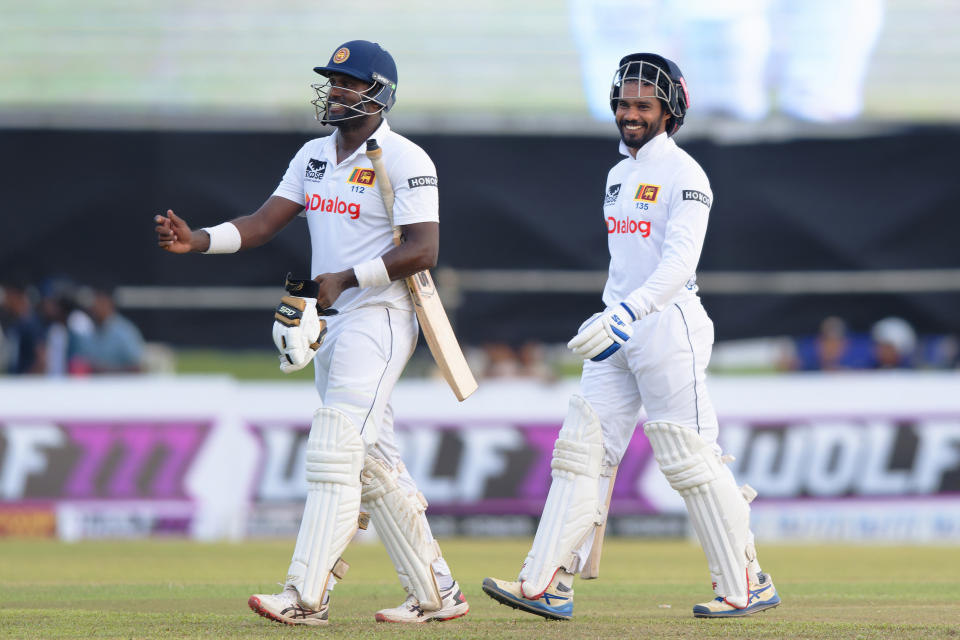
[154,40,468,626]
[483,53,780,619]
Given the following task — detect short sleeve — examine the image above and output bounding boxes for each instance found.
[273,143,310,208]
[388,146,440,226]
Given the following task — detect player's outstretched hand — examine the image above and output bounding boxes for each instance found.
[568,302,639,361]
[155,209,195,254]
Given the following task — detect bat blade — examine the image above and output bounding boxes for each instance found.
[580,465,618,579]
[405,270,478,401]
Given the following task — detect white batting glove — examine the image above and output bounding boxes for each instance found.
[272,296,327,373]
[567,302,639,361]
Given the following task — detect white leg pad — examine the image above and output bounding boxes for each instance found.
[644,421,753,607]
[286,407,364,609]
[360,456,443,611]
[519,395,605,598]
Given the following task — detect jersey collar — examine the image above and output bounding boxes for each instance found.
[619,131,670,161]
[328,118,392,164]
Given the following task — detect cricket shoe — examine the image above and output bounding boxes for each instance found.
[693,572,781,618]
[481,569,574,621]
[247,585,329,626]
[374,581,469,623]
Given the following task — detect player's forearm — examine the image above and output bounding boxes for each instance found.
[382,240,437,280]
[626,257,695,316]
[626,238,704,314]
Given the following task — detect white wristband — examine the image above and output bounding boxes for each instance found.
[201,222,242,254]
[353,257,391,288]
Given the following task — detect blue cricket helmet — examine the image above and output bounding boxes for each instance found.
[314,40,398,112]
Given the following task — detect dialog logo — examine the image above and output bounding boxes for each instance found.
[607,217,651,237]
[305,194,361,219]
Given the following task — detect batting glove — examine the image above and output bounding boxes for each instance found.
[272,295,327,373]
[567,302,639,361]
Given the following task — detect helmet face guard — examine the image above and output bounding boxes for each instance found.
[610,54,689,135]
[311,40,397,124]
[310,76,392,124]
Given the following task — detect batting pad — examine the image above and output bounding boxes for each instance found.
[519,395,605,598]
[361,456,443,611]
[644,421,753,608]
[287,407,364,610]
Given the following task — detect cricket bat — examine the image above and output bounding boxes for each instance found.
[580,465,618,579]
[365,139,478,401]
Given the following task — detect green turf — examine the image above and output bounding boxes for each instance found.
[1,538,958,639]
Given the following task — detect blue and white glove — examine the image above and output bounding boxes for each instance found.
[567,302,639,361]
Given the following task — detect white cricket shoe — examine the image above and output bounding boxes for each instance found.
[693,572,781,618]
[482,568,575,620]
[374,581,469,623]
[248,585,329,626]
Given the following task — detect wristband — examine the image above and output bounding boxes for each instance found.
[201,222,242,254]
[353,257,391,288]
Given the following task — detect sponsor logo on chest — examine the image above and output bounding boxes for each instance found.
[604,183,621,206]
[607,217,651,237]
[305,193,361,219]
[305,158,327,181]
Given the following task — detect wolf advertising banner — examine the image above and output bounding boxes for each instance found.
[1,374,959,542]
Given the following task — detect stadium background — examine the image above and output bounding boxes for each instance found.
[2,0,959,548]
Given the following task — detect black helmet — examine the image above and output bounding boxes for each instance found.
[311,40,398,122]
[609,53,689,136]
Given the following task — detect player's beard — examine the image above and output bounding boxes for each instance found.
[618,119,662,150]
[325,97,370,130]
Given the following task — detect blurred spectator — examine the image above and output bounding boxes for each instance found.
[921,334,959,370]
[791,316,873,371]
[869,316,917,369]
[38,279,94,376]
[483,342,521,378]
[518,341,556,382]
[481,341,556,381]
[73,287,145,373]
[1,281,46,374]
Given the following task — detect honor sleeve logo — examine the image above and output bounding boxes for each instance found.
[407,176,438,188]
[682,190,711,207]
[604,183,621,206]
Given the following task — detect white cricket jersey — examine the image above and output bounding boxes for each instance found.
[273,119,439,313]
[601,132,713,317]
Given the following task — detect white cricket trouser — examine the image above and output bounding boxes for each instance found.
[581,297,720,466]
[310,304,451,578]
[575,297,759,575]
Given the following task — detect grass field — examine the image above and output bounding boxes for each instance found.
[1,538,958,639]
